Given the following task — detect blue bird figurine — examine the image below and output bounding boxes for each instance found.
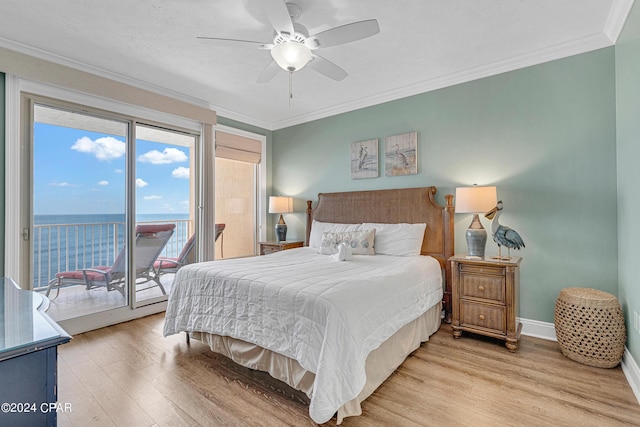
[484,200,525,260]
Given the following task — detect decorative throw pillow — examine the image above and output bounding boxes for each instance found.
[318,229,376,255]
[308,220,363,248]
[362,223,426,256]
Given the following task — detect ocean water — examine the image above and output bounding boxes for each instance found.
[33,213,190,289]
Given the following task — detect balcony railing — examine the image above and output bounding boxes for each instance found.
[32,219,192,291]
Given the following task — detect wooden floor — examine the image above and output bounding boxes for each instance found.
[57,313,640,427]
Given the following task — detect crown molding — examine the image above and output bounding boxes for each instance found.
[269,32,614,130]
[208,103,274,131]
[0,37,211,110]
[0,37,275,131]
[0,27,620,132]
[604,0,635,43]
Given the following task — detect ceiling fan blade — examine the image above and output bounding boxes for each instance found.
[264,0,294,36]
[197,37,272,50]
[256,60,281,83]
[307,19,380,49]
[308,54,348,81]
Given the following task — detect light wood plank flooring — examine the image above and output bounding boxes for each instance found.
[57,313,640,426]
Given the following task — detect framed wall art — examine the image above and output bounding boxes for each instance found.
[350,139,378,179]
[385,132,417,176]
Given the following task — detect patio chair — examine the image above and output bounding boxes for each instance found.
[153,223,226,276]
[153,233,196,277]
[215,223,225,258]
[45,223,175,299]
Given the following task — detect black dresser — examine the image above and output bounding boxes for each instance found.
[0,278,71,427]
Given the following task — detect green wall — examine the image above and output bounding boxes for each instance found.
[272,48,618,324]
[616,2,640,364]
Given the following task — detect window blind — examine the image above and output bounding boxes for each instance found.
[215,130,261,164]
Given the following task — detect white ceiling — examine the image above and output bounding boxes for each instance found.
[0,0,633,130]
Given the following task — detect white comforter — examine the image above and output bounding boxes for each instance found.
[163,247,442,423]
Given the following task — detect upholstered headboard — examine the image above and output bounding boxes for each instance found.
[305,186,455,319]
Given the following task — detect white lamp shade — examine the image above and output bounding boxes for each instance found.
[271,41,312,71]
[269,196,293,214]
[455,186,497,213]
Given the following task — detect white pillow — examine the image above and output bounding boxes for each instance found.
[319,229,376,255]
[308,220,362,248]
[363,223,426,256]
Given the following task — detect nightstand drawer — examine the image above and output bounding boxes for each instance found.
[259,241,304,255]
[460,274,505,302]
[460,301,506,334]
[261,246,280,255]
[459,263,505,277]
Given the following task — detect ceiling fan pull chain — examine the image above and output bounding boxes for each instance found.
[289,69,294,107]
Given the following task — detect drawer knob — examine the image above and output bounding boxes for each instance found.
[478,285,485,291]
[479,314,485,321]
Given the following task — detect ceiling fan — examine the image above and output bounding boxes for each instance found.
[197,0,380,84]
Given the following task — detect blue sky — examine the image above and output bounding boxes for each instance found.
[34,123,191,215]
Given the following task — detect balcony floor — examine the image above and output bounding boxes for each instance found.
[39,275,175,322]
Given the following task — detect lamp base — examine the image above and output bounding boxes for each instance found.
[275,215,287,243]
[466,214,487,258]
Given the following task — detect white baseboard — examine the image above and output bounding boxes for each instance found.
[519,317,557,341]
[622,348,640,406]
[519,317,640,406]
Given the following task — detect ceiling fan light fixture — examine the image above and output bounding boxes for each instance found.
[271,40,312,72]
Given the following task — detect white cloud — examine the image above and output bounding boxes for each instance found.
[50,182,79,187]
[114,169,123,174]
[136,178,148,188]
[172,166,190,179]
[98,180,109,186]
[180,200,189,208]
[71,136,125,161]
[138,147,187,164]
[144,195,162,200]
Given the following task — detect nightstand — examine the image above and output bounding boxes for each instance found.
[259,241,304,255]
[450,255,522,352]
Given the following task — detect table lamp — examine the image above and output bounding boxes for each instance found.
[269,196,293,242]
[455,185,497,258]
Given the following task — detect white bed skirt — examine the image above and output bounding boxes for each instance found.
[192,301,442,424]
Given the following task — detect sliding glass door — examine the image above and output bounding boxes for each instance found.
[32,102,130,320]
[27,98,198,322]
[134,124,196,305]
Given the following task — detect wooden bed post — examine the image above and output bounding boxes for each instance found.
[443,193,455,323]
[305,200,313,246]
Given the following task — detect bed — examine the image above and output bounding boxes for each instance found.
[163,186,454,424]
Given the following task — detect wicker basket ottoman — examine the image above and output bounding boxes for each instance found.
[554,287,626,368]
